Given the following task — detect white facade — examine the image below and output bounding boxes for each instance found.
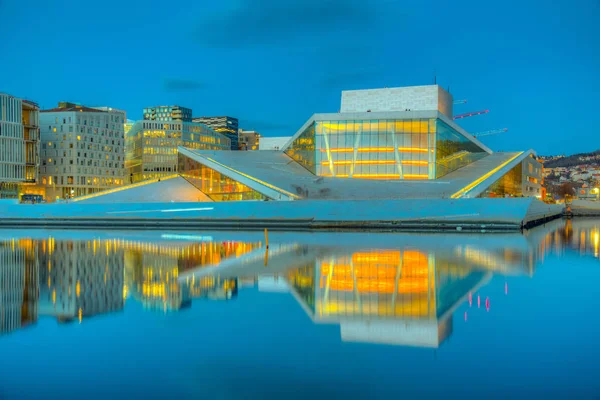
[0,93,25,198]
[259,136,291,150]
[39,104,126,200]
[340,85,454,118]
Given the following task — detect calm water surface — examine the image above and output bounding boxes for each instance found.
[1,219,599,399]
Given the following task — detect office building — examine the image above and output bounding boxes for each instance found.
[192,116,239,150]
[38,102,126,200]
[126,107,230,183]
[0,92,40,200]
[238,129,260,150]
[143,105,192,122]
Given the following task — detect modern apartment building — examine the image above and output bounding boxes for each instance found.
[39,102,126,200]
[125,107,230,183]
[0,92,40,200]
[192,116,239,150]
[143,105,192,122]
[238,129,260,150]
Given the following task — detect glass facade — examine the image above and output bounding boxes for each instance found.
[434,119,487,178]
[126,121,230,183]
[285,117,487,180]
[284,123,316,174]
[178,153,268,201]
[478,162,523,198]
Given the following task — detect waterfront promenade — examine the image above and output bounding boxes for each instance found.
[0,197,563,231]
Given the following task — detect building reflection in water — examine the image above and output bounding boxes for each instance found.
[0,239,38,335]
[0,219,599,340]
[38,238,124,323]
[287,250,490,348]
[123,240,260,312]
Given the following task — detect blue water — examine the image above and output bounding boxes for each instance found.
[0,219,599,399]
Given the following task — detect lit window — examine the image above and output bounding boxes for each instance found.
[77,136,81,140]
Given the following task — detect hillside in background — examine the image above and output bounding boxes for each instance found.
[543,150,600,168]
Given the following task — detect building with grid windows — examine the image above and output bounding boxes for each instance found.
[38,102,126,200]
[125,109,231,183]
[143,105,192,122]
[0,92,41,201]
[192,116,239,150]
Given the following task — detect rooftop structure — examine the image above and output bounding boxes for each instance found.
[341,85,454,118]
[258,136,290,151]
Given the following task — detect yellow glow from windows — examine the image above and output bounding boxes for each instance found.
[401,160,428,166]
[320,160,428,166]
[353,174,401,179]
[78,308,83,323]
[324,147,428,153]
[398,147,428,153]
[77,135,81,140]
[321,160,396,166]
[76,281,81,297]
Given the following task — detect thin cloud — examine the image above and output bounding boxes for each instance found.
[321,68,384,89]
[163,78,205,92]
[192,0,397,48]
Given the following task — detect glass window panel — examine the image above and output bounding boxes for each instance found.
[284,122,316,174]
[478,162,523,198]
[434,119,487,179]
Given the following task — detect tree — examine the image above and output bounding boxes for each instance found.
[557,182,575,199]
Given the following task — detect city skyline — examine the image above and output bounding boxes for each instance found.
[0,0,598,155]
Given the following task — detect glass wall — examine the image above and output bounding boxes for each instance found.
[477,162,523,198]
[178,153,268,201]
[435,120,487,179]
[285,117,488,180]
[284,123,316,174]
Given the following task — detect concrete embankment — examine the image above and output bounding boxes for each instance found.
[570,200,600,216]
[0,198,563,232]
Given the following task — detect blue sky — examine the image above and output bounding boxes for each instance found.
[0,0,598,155]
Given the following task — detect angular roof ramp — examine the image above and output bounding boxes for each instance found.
[178,147,300,201]
[451,150,537,199]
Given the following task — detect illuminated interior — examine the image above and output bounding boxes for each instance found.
[284,118,487,180]
[178,152,268,201]
[477,162,523,198]
[288,248,489,322]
